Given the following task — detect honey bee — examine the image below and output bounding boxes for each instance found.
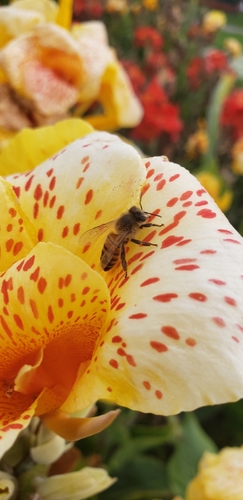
[80,206,163,277]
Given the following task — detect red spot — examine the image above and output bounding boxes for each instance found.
[209,279,226,285]
[17,260,24,271]
[224,296,237,306]
[65,274,72,287]
[176,238,192,246]
[232,336,239,343]
[116,302,125,310]
[6,239,14,252]
[73,223,80,235]
[23,255,35,271]
[38,228,44,241]
[38,277,47,294]
[107,387,112,392]
[196,188,206,196]
[76,177,84,189]
[143,381,151,390]
[186,337,197,347]
[57,205,65,219]
[58,277,64,289]
[117,348,126,356]
[49,196,56,208]
[0,316,14,341]
[48,305,54,323]
[127,354,136,366]
[30,266,40,282]
[236,324,243,333]
[13,241,23,256]
[85,189,93,205]
[112,335,122,343]
[175,264,200,271]
[33,202,39,219]
[95,210,102,220]
[23,414,31,420]
[154,173,163,181]
[145,160,151,169]
[173,258,196,264]
[46,168,53,177]
[81,272,88,280]
[141,183,150,196]
[161,235,184,248]
[29,300,38,319]
[140,250,156,261]
[223,238,241,245]
[180,190,193,200]
[14,314,24,330]
[153,293,178,302]
[6,224,13,232]
[161,325,180,340]
[25,175,34,191]
[82,286,90,295]
[49,176,56,191]
[62,226,69,238]
[67,310,73,319]
[83,162,90,172]
[17,286,25,304]
[212,317,226,327]
[217,229,233,234]
[100,340,104,346]
[155,390,163,399]
[58,298,63,307]
[167,197,178,207]
[71,293,76,302]
[131,263,143,275]
[200,249,216,254]
[140,277,160,287]
[197,209,216,219]
[146,168,154,178]
[189,292,207,302]
[34,184,43,201]
[127,252,143,265]
[43,191,49,207]
[195,200,208,206]
[129,313,147,319]
[109,359,118,369]
[81,155,89,164]
[150,340,168,352]
[156,179,166,190]
[169,174,180,182]
[9,207,17,218]
[12,185,20,198]
[182,201,192,207]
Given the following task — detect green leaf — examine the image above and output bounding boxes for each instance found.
[167,412,218,497]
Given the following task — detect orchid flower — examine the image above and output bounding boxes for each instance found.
[0,0,142,145]
[0,118,243,458]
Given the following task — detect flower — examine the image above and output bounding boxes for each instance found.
[35,466,116,500]
[232,136,243,175]
[134,26,163,51]
[0,118,243,458]
[224,38,242,58]
[0,0,142,143]
[202,10,227,34]
[221,89,243,140]
[195,171,233,213]
[185,123,209,159]
[186,446,243,500]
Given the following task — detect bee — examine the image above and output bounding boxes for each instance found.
[99,205,163,277]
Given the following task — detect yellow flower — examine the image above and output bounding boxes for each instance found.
[0,0,142,142]
[202,10,226,34]
[185,126,209,159]
[224,38,242,58]
[142,0,158,10]
[195,171,233,212]
[0,118,243,457]
[186,446,243,500]
[232,137,243,175]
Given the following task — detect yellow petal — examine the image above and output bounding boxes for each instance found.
[0,176,37,272]
[86,60,143,130]
[0,5,43,48]
[0,242,109,423]
[7,132,146,258]
[0,118,93,175]
[11,0,58,23]
[62,155,243,416]
[55,0,73,29]
[42,408,120,441]
[36,466,116,500]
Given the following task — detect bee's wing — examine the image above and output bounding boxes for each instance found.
[78,220,116,248]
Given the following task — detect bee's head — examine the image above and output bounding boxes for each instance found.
[129,206,148,222]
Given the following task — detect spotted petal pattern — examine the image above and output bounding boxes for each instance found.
[1,128,243,454]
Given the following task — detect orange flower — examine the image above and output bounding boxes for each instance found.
[0,119,243,456]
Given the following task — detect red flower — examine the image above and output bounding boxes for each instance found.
[73,0,104,19]
[122,60,146,94]
[186,57,205,89]
[134,26,163,51]
[130,79,182,142]
[221,89,243,140]
[204,49,229,73]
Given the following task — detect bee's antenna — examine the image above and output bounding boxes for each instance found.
[145,211,162,218]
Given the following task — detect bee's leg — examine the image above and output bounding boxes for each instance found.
[131,238,157,247]
[140,222,164,228]
[120,241,128,277]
